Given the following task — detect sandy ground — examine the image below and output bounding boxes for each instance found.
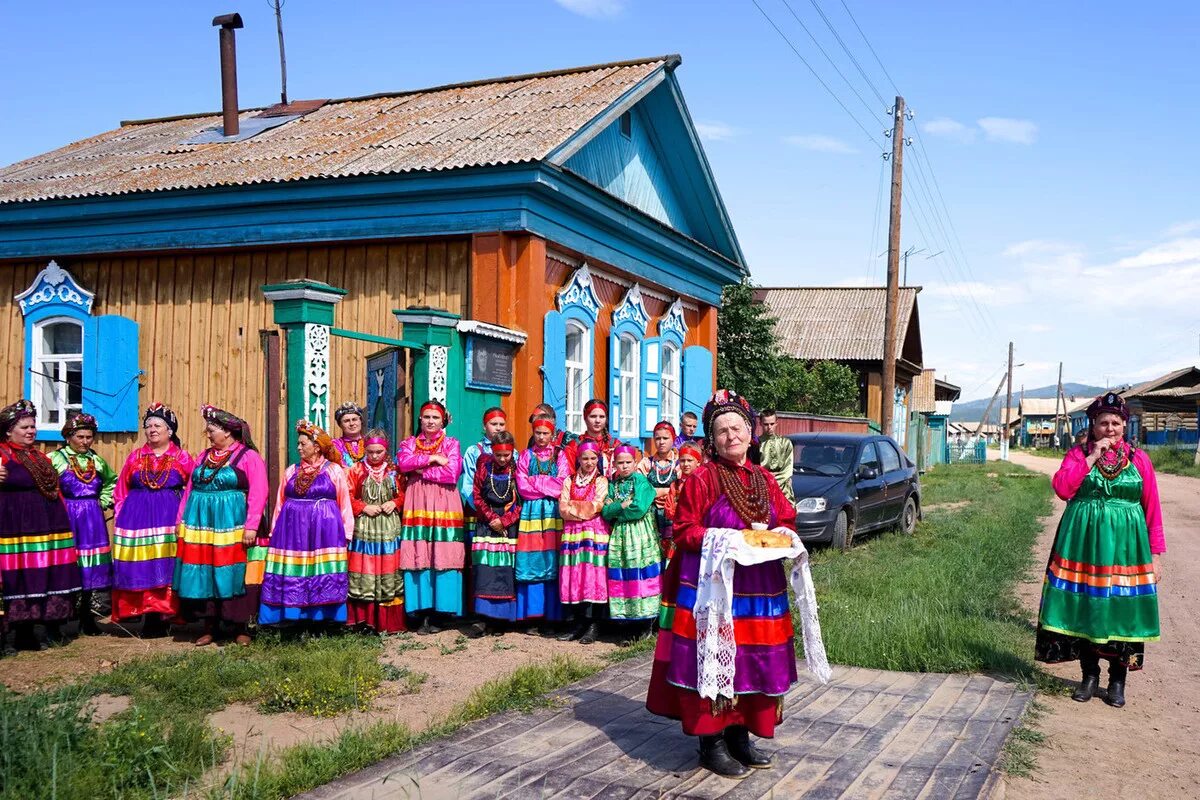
[1000,450,1200,799]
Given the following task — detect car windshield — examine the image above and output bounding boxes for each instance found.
[792,442,855,476]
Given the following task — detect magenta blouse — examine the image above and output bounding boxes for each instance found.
[1051,446,1166,554]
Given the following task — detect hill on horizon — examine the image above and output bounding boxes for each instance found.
[949,382,1105,423]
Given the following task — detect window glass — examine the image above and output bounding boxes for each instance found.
[43,322,82,356]
[33,318,84,428]
[661,343,680,426]
[878,440,902,473]
[858,442,880,469]
[564,322,589,434]
[617,335,639,437]
[794,442,854,476]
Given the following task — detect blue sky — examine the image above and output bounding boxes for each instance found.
[3,1,1197,400]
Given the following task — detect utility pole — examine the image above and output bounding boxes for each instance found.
[271,0,289,105]
[1053,362,1064,446]
[1002,341,1014,460]
[974,373,1009,444]
[902,245,924,285]
[880,96,906,439]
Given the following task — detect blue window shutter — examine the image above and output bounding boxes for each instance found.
[641,337,661,439]
[83,314,140,432]
[681,345,714,436]
[608,330,621,438]
[542,310,567,422]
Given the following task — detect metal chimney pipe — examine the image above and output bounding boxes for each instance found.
[212,13,244,136]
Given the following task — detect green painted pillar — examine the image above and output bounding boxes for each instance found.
[393,307,466,444]
[263,280,348,457]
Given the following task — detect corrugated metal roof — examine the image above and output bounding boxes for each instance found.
[0,57,671,205]
[1020,398,1072,417]
[912,369,937,413]
[1122,366,1200,400]
[756,287,920,361]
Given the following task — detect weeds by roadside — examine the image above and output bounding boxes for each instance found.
[1149,446,1200,478]
[1000,699,1049,777]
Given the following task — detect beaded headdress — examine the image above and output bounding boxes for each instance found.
[1086,391,1129,422]
[0,400,36,437]
[701,389,755,448]
[296,419,340,462]
[201,404,256,450]
[334,402,365,424]
[61,411,97,439]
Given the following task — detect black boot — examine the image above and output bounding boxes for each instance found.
[578,622,600,645]
[1073,649,1100,702]
[724,725,773,769]
[1105,662,1127,708]
[141,613,169,639]
[1,630,16,657]
[79,593,102,636]
[698,734,750,778]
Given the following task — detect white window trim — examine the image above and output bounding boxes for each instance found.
[31,316,84,428]
[618,333,640,438]
[564,320,591,435]
[661,342,681,429]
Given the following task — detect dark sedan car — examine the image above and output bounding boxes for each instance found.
[784,433,920,549]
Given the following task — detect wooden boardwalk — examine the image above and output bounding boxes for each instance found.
[300,656,1030,800]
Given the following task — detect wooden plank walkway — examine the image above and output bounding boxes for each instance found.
[300,655,1030,800]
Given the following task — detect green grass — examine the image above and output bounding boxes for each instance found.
[805,463,1052,681]
[999,699,1048,777]
[1148,446,1200,478]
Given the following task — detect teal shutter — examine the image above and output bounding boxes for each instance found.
[83,314,141,432]
[681,345,714,435]
[542,310,567,422]
[608,330,622,438]
[640,337,661,439]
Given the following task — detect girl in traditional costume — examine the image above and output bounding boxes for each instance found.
[259,420,355,628]
[513,415,569,628]
[601,445,661,634]
[557,440,609,643]
[49,412,117,635]
[468,431,523,636]
[1036,392,1165,709]
[459,407,507,615]
[175,404,268,646]
[111,404,191,637]
[332,402,368,469]
[647,390,830,778]
[347,429,407,633]
[639,421,680,562]
[563,399,622,477]
[0,400,81,652]
[525,403,579,451]
[396,400,464,633]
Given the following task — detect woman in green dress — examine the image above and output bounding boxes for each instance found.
[1036,392,1165,708]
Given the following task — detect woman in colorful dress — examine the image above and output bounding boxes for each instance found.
[525,404,578,451]
[0,401,81,652]
[513,415,569,629]
[347,429,407,633]
[639,421,679,563]
[175,404,268,646]
[602,445,661,639]
[1036,392,1165,709]
[111,403,192,638]
[259,420,355,628]
[646,390,806,777]
[332,402,368,469]
[557,440,609,643]
[563,400,622,477]
[396,400,464,634]
[459,407,507,615]
[49,412,117,635]
[663,442,704,564]
[468,431,523,637]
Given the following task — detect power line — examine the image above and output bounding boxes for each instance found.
[749,0,886,149]
[836,0,902,95]
[806,0,888,107]
[863,155,887,285]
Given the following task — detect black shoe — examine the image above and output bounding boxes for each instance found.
[578,623,599,645]
[557,623,586,642]
[724,725,773,769]
[698,734,751,778]
[1,633,16,657]
[1105,679,1126,708]
[466,622,488,639]
[1072,674,1100,703]
[79,609,102,636]
[141,613,169,639]
[416,617,441,636]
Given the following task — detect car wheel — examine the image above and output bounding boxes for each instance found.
[898,496,917,535]
[830,510,852,552]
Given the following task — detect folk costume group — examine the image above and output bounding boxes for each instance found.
[0,385,1162,776]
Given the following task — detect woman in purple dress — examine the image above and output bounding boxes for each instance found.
[258,420,355,627]
[48,413,117,635]
[111,404,192,637]
[0,400,81,653]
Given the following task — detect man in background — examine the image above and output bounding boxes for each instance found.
[757,409,795,502]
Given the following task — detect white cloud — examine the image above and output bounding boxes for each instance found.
[1113,237,1200,270]
[977,117,1038,144]
[921,117,976,143]
[782,134,858,154]
[921,280,1023,306]
[1165,220,1200,237]
[1026,323,1052,333]
[694,121,742,142]
[553,0,625,18]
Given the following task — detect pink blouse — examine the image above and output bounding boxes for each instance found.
[516,446,569,501]
[113,442,194,515]
[1051,447,1165,554]
[395,433,462,485]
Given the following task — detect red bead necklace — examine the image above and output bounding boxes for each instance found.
[65,450,98,484]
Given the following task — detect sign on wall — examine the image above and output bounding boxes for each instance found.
[466,337,515,392]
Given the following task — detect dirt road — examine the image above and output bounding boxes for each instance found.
[1002,450,1200,799]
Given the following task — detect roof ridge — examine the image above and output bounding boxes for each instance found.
[120,54,680,127]
[756,285,922,292]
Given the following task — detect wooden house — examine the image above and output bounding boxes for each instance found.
[910,368,960,468]
[1120,367,1200,446]
[0,54,743,485]
[754,286,924,445]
